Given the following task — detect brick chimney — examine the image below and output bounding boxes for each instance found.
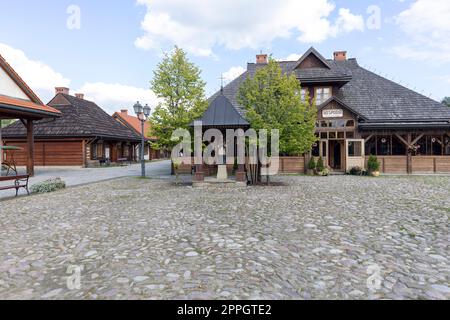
[256,53,268,64]
[334,51,347,61]
[75,93,84,100]
[55,87,70,95]
[120,109,128,115]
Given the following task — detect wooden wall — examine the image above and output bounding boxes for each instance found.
[279,157,305,174]
[4,140,84,166]
[366,156,450,174]
[176,157,306,175]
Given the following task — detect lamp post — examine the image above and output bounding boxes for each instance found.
[134,102,151,178]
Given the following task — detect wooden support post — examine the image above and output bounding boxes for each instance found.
[406,133,412,175]
[26,119,35,177]
[236,164,246,182]
[194,164,205,182]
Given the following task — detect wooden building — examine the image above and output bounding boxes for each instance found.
[205,47,450,174]
[112,109,162,160]
[0,54,61,176]
[2,88,141,167]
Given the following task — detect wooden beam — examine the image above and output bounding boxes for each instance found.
[26,119,34,177]
[394,134,410,147]
[411,134,425,146]
[364,134,375,143]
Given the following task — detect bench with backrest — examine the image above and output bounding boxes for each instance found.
[117,158,132,166]
[0,175,30,197]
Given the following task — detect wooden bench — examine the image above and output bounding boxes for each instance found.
[0,175,30,197]
[98,158,111,166]
[117,158,132,166]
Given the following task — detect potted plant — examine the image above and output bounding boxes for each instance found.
[173,159,182,184]
[316,157,325,174]
[307,157,316,175]
[367,155,381,177]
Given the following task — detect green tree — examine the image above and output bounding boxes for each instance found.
[150,47,207,151]
[442,97,450,107]
[0,119,15,128]
[237,58,317,156]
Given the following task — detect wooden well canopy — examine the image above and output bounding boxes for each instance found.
[0,97,61,176]
[0,53,61,176]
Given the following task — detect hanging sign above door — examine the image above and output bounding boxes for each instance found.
[322,109,344,118]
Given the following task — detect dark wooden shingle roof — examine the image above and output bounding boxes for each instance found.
[2,93,141,141]
[210,50,450,123]
[195,93,249,128]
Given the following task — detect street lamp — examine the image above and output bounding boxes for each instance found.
[134,101,151,177]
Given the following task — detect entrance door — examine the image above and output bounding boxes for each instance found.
[328,140,345,171]
[346,139,365,172]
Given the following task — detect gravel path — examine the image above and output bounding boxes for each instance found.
[0,175,448,300]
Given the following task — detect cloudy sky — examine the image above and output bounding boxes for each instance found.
[0,0,449,113]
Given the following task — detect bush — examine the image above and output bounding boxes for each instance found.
[316,157,325,172]
[319,168,330,176]
[307,158,316,170]
[349,166,363,176]
[31,178,66,194]
[367,155,381,173]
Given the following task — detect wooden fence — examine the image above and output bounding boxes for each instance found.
[366,156,450,174]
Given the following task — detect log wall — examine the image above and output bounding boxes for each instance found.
[4,140,84,166]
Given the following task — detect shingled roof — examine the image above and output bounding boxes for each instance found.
[195,93,249,128]
[2,93,140,141]
[210,48,450,124]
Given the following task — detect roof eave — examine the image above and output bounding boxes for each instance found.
[0,103,61,119]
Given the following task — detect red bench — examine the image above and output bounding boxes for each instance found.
[0,175,30,197]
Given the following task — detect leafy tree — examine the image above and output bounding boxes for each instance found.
[442,97,450,108]
[150,47,207,151]
[237,58,318,156]
[0,119,16,128]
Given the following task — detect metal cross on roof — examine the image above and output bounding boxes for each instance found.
[219,74,225,93]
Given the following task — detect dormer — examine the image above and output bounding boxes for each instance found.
[294,47,331,70]
[293,47,352,88]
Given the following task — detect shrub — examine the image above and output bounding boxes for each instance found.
[349,166,363,176]
[316,157,325,172]
[307,158,316,170]
[319,168,330,176]
[367,155,381,173]
[31,178,66,194]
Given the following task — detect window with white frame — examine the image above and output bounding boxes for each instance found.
[315,87,331,105]
[300,88,308,102]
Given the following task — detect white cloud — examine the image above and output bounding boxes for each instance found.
[0,43,158,114]
[222,66,245,83]
[135,0,364,56]
[393,0,450,63]
[283,54,302,61]
[0,42,71,92]
[76,82,159,114]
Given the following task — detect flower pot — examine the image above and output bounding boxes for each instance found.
[371,171,380,177]
[307,169,315,176]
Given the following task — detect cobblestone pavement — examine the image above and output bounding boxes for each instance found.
[0,175,448,300]
[0,160,171,199]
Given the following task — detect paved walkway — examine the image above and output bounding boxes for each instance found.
[0,160,171,199]
[0,175,448,300]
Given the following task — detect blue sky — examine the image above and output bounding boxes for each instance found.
[0,0,449,113]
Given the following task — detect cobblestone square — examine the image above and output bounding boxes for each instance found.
[0,175,448,300]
